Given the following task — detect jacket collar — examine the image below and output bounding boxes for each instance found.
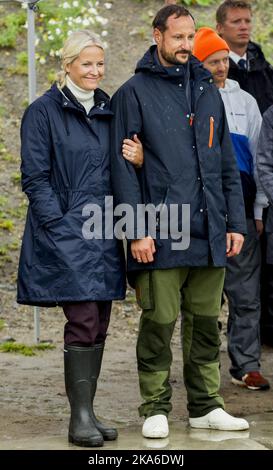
[229,41,270,73]
[46,83,113,117]
[247,41,270,72]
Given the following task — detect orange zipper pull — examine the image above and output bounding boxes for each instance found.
[209,116,214,148]
[189,113,194,126]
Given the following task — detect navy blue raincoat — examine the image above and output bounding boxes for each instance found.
[111,47,246,273]
[17,84,126,306]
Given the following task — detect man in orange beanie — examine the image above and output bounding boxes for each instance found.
[193,27,270,392]
[193,26,229,67]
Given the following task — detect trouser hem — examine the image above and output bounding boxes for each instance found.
[188,404,225,419]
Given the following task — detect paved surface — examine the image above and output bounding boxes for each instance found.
[0,413,272,450]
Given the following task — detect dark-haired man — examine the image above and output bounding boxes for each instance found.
[111,4,248,438]
[216,0,273,114]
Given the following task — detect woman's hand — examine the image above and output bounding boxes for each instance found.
[122,134,143,168]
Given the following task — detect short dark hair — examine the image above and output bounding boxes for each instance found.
[216,1,252,25]
[152,5,195,33]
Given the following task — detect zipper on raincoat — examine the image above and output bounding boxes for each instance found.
[209,116,214,148]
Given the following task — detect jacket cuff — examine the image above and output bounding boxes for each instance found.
[227,225,247,235]
[254,203,264,221]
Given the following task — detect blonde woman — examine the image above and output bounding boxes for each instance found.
[17,30,142,448]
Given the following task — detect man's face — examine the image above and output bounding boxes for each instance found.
[203,50,229,89]
[217,8,252,49]
[154,14,195,66]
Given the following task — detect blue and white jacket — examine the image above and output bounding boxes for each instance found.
[219,78,268,219]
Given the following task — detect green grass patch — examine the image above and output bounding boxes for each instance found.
[15,51,28,73]
[0,319,5,331]
[10,172,21,185]
[0,11,26,48]
[21,98,28,109]
[0,143,7,155]
[0,241,17,268]
[1,153,19,164]
[47,69,57,85]
[0,254,12,267]
[0,240,20,258]
[0,105,6,118]
[0,342,55,356]
[253,1,273,62]
[6,200,27,220]
[0,196,8,208]
[0,219,14,232]
[0,142,7,155]
[7,240,20,251]
[0,246,7,256]
[8,66,27,76]
[8,51,28,76]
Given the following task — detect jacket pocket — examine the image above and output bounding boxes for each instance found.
[209,116,214,148]
[33,214,70,268]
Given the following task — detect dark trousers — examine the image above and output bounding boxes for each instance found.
[63,301,112,346]
[260,207,273,345]
[224,218,261,379]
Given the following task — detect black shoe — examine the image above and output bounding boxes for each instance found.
[64,345,104,447]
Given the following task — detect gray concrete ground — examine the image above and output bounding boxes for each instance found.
[0,414,272,450]
[1,297,273,453]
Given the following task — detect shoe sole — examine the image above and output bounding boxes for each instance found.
[189,422,249,431]
[69,435,104,447]
[142,431,169,438]
[102,432,118,441]
[231,377,270,391]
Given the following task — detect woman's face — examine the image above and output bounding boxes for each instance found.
[66,45,105,91]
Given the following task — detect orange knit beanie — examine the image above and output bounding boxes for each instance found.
[193,27,230,62]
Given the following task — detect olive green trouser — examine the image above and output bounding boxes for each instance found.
[135,267,225,418]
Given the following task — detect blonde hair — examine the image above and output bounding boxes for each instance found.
[57,30,105,88]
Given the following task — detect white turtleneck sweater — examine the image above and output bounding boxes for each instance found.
[66,75,95,114]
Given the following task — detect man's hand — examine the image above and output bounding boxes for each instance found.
[255,219,264,237]
[226,232,244,257]
[131,237,156,263]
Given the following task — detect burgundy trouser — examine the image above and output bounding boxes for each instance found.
[62,301,112,346]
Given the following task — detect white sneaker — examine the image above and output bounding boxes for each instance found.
[189,408,249,431]
[142,415,169,438]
